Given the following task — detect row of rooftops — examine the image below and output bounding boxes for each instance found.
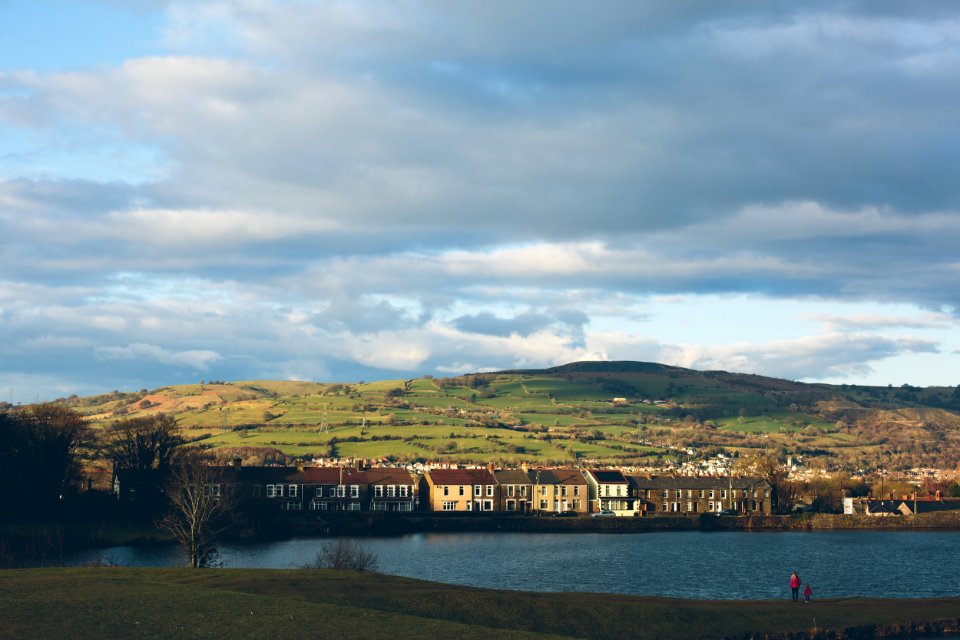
[191,463,771,491]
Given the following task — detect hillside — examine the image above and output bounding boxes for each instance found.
[56,361,960,470]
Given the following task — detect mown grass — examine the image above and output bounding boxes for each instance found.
[2,568,959,640]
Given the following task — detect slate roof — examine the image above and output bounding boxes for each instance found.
[494,469,532,485]
[426,468,496,485]
[587,470,628,484]
[529,469,588,485]
[365,468,417,486]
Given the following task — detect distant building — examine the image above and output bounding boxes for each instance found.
[528,468,590,514]
[493,469,532,513]
[420,468,498,512]
[627,476,773,515]
[583,469,634,515]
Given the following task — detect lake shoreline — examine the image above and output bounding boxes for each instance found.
[275,510,960,539]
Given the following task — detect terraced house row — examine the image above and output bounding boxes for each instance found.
[114,462,774,515]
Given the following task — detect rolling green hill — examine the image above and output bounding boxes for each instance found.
[56,361,960,470]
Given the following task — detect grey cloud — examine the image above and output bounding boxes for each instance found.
[453,311,553,337]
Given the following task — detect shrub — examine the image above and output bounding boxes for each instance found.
[307,539,379,572]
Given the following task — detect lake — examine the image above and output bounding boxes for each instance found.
[69,530,960,600]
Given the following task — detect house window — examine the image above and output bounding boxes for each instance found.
[520,486,527,496]
[375,485,384,497]
[459,486,465,496]
[328,486,337,497]
[311,500,326,511]
[466,501,473,511]
[443,486,449,496]
[205,484,221,497]
[474,485,481,497]
[267,484,284,498]
[572,500,580,510]
[399,485,408,497]
[442,501,457,511]
[486,485,494,497]
[284,500,302,511]
[561,486,568,497]
[539,500,547,510]
[574,486,580,497]
[541,486,547,496]
[721,489,727,499]
[708,501,715,511]
[686,489,692,498]
[483,500,493,511]
[506,500,516,511]
[289,485,298,497]
[316,487,324,497]
[603,486,610,496]
[386,485,396,497]
[699,490,705,498]
[350,485,359,498]
[662,502,668,512]
[675,489,682,499]
[686,501,693,512]
[709,490,715,499]
[348,502,360,511]
[337,485,346,498]
[662,490,669,498]
[553,500,559,511]
[507,486,515,497]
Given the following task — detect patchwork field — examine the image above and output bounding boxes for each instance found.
[60,361,960,469]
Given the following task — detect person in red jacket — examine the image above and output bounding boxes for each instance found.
[803,584,813,603]
[790,571,801,602]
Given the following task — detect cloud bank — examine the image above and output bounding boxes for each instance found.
[1,1,959,400]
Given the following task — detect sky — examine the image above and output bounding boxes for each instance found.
[1,1,959,403]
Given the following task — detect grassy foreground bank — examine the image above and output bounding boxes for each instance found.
[1,568,959,640]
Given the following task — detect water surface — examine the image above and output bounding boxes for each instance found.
[69,530,960,600]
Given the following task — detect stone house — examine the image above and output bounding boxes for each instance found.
[627,476,773,515]
[528,468,590,514]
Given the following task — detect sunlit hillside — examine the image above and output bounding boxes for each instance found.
[55,362,960,470]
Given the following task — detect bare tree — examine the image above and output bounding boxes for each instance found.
[102,413,183,470]
[309,538,379,572]
[102,414,184,508]
[157,453,234,568]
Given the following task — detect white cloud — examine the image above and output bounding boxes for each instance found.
[95,342,221,370]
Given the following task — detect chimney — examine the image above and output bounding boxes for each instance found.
[520,461,529,472]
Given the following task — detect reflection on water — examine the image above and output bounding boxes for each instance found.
[68,530,960,600]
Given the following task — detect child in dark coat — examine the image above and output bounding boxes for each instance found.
[803,584,813,603]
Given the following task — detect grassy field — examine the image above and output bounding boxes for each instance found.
[1,568,959,640]
[58,361,960,468]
